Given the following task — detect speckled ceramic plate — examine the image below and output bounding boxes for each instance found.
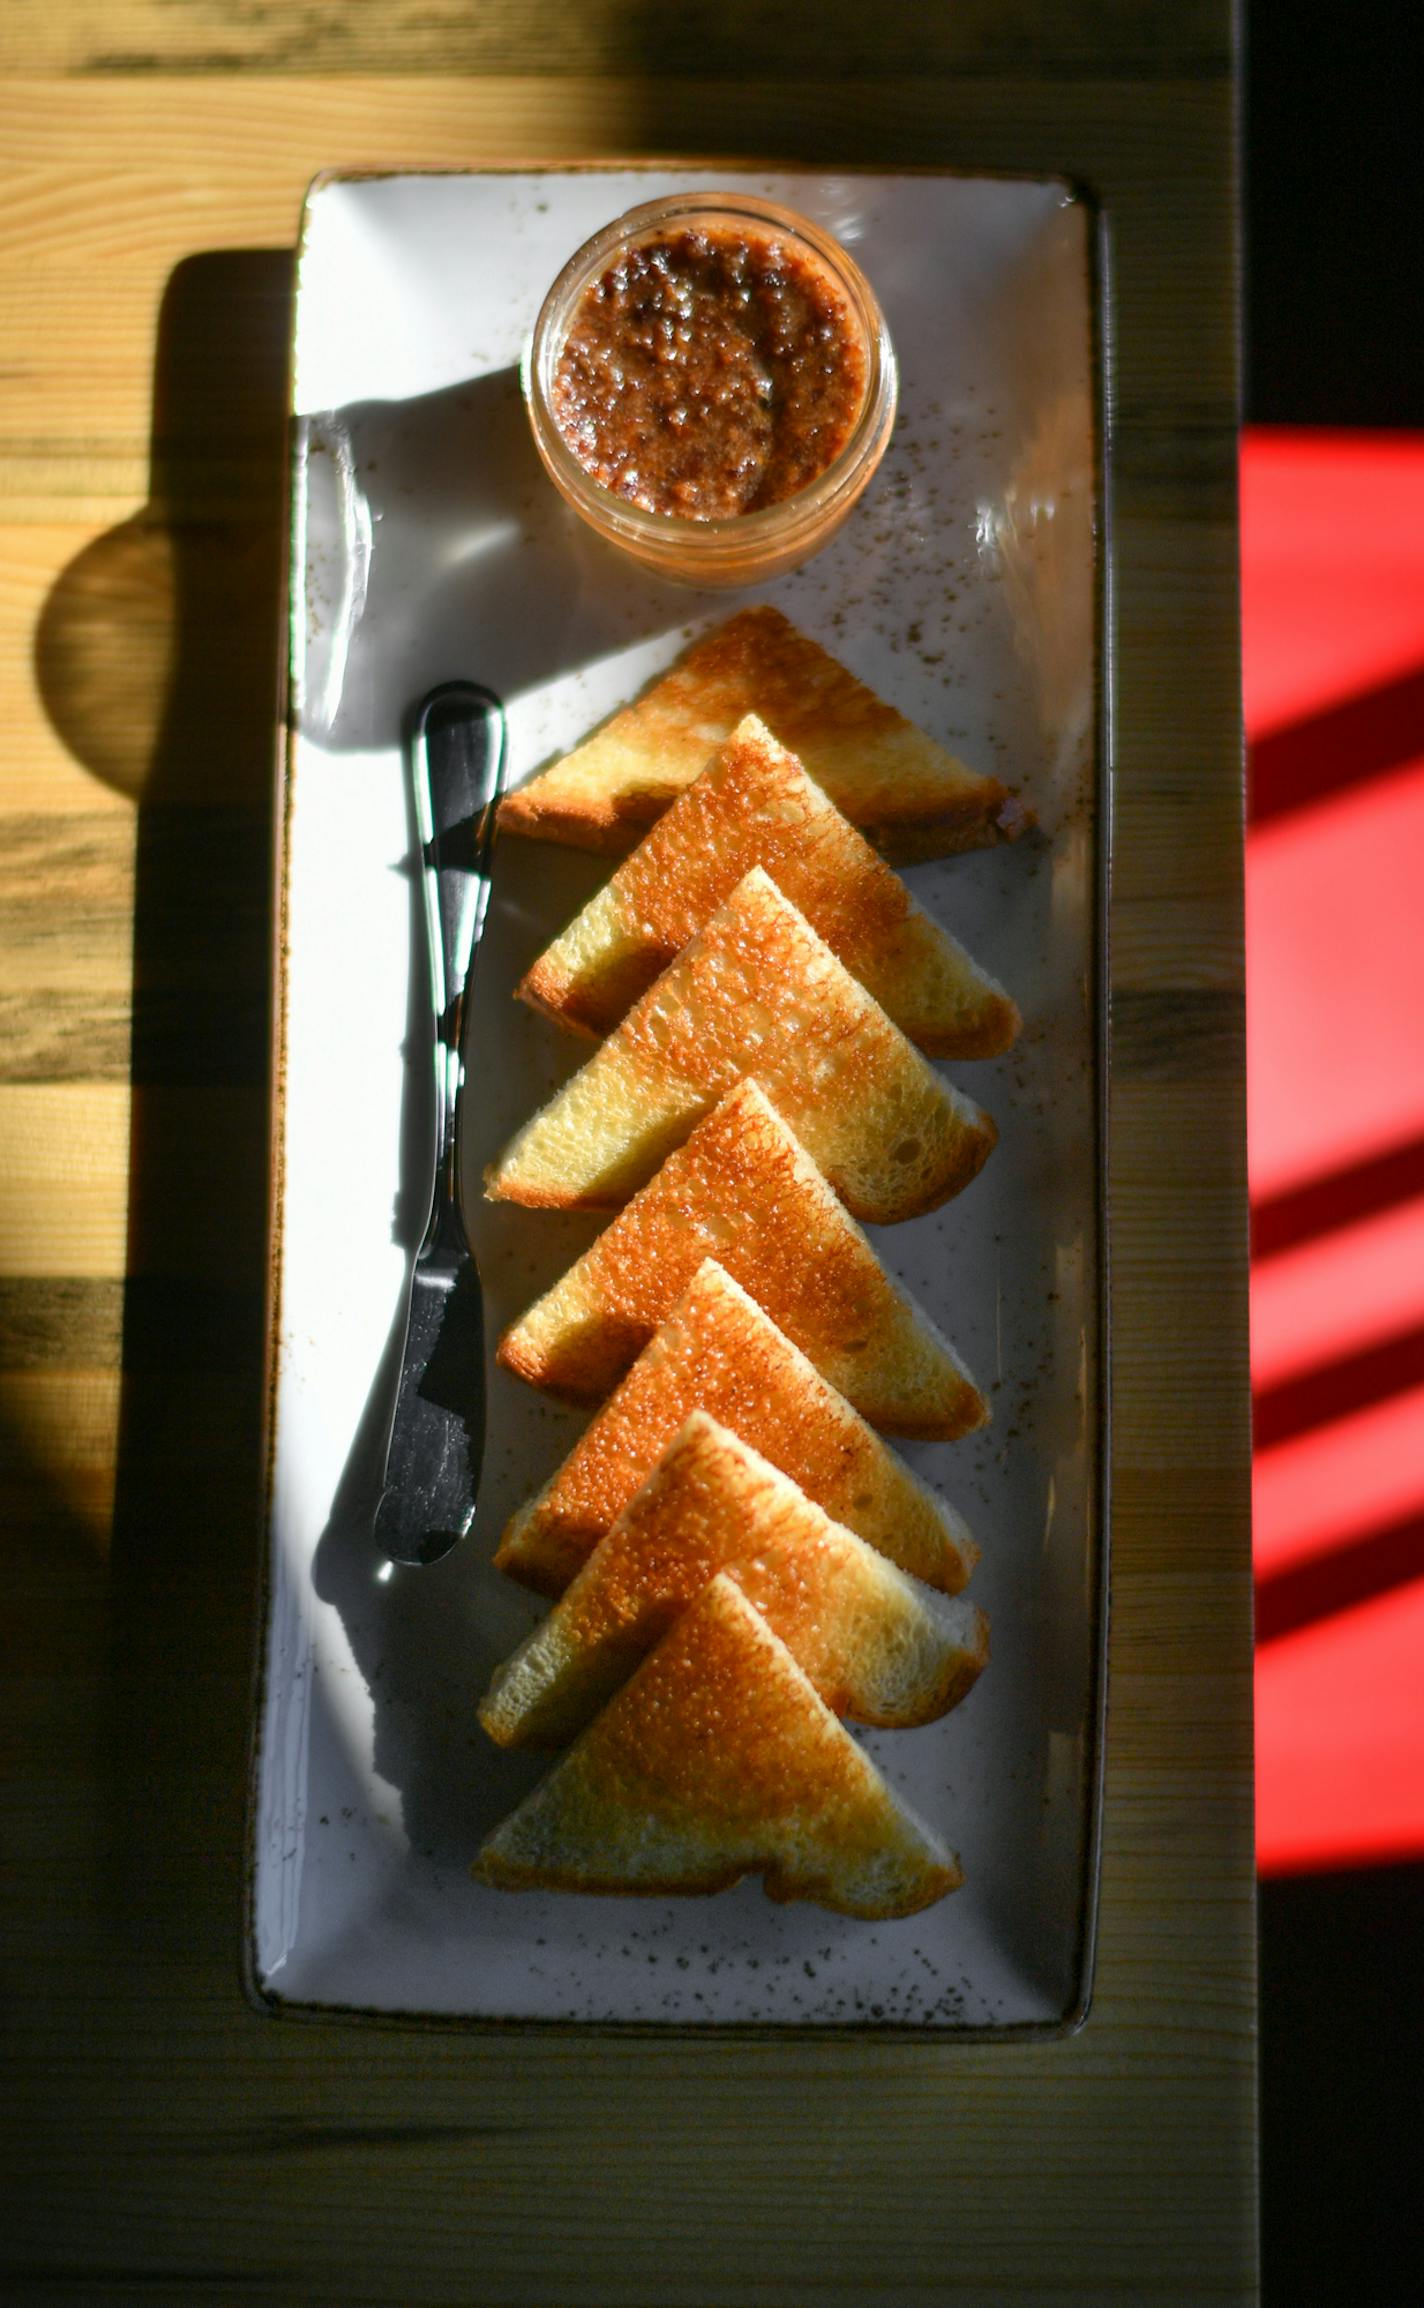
[248,166,1108,2031]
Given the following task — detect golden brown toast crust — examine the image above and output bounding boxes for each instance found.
[517,715,1022,1054]
[497,606,1028,858]
[474,1573,964,1916]
[479,1410,989,1748]
[496,1079,988,1438]
[495,1260,978,1600]
[486,868,997,1223]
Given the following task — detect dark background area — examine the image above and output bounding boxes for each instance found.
[1246,5,1424,2297]
[1245,9,1424,426]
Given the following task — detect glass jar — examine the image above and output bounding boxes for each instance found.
[522,190,898,587]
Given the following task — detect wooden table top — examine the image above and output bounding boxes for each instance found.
[1,9,1255,2303]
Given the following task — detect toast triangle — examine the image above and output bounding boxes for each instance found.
[474,1572,963,1917]
[485,867,996,1222]
[497,605,1027,862]
[498,1079,987,1438]
[517,714,1021,1054]
[495,1259,978,1599]
[479,1410,988,1749]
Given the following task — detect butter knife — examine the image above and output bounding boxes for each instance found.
[373,681,506,1565]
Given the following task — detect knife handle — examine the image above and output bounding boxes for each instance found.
[406,682,506,1246]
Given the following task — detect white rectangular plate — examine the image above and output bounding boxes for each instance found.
[249,166,1106,2031]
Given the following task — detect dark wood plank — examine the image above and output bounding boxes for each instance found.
[1,1,1234,80]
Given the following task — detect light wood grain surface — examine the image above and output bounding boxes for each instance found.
[1,13,1255,2304]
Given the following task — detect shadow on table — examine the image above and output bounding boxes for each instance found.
[31,252,291,1996]
[1259,1857,1424,2303]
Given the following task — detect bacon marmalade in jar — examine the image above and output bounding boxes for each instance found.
[523,192,898,585]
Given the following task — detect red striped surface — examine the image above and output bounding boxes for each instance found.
[1244,430,1424,1874]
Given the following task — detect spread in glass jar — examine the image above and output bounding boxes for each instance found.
[524,192,898,586]
[549,225,870,521]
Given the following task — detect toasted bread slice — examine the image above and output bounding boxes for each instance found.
[474,1573,963,1916]
[518,715,1021,1055]
[499,1081,986,1438]
[485,868,996,1222]
[480,1411,988,1749]
[497,605,1027,862]
[496,1261,977,1599]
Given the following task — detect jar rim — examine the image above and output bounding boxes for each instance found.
[522,189,897,553]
